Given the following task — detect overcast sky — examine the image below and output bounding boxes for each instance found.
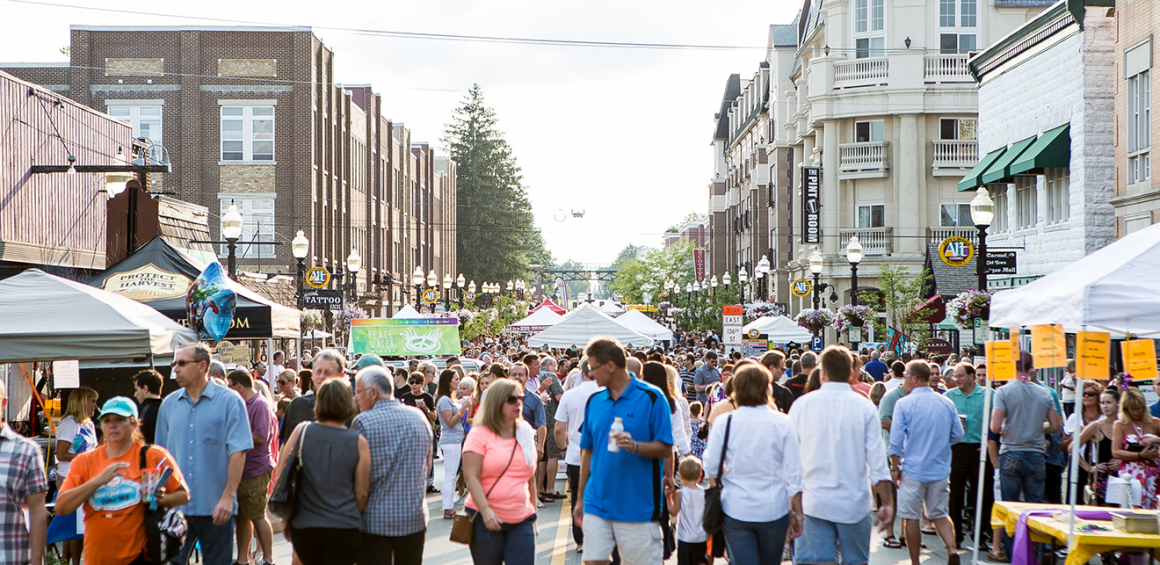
[0,0,799,266]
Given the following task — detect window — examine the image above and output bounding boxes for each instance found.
[855,37,885,59]
[219,195,276,259]
[990,185,1008,233]
[858,204,885,228]
[1015,176,1037,230]
[855,120,885,143]
[1046,168,1070,224]
[1128,71,1151,184]
[961,0,977,27]
[940,118,977,140]
[940,0,955,27]
[940,203,974,227]
[940,33,977,54]
[855,0,883,57]
[221,105,275,162]
[856,0,869,32]
[107,104,162,145]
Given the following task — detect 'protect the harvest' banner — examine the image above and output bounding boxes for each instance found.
[350,318,461,356]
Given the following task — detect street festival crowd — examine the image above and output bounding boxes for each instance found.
[3,331,1157,565]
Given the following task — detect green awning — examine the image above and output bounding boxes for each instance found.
[958,148,1007,192]
[981,136,1037,185]
[1010,124,1070,175]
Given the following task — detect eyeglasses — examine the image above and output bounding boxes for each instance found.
[506,395,524,405]
[173,359,197,367]
[409,381,423,385]
[1083,391,1098,397]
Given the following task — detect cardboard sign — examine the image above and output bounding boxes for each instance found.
[986,340,1016,382]
[53,360,80,389]
[1031,325,1067,368]
[214,341,251,366]
[1122,339,1159,382]
[1076,331,1111,380]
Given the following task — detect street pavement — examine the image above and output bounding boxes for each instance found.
[257,457,987,564]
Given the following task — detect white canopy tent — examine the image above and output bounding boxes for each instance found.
[600,301,625,315]
[528,307,654,349]
[614,309,674,342]
[989,221,1160,336]
[392,304,423,319]
[743,316,813,343]
[509,308,563,333]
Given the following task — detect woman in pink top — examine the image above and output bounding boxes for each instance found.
[462,377,538,564]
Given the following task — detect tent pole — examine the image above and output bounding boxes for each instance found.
[971,367,993,565]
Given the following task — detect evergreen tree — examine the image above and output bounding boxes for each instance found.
[443,85,546,285]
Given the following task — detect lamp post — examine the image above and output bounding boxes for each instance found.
[411,266,424,306]
[685,282,693,308]
[457,274,466,308]
[809,248,824,342]
[845,236,863,307]
[756,255,771,301]
[443,273,452,311]
[346,248,362,303]
[710,275,719,299]
[221,201,244,279]
[970,187,994,292]
[738,269,749,304]
[292,230,309,310]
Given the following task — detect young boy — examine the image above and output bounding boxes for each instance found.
[668,457,709,565]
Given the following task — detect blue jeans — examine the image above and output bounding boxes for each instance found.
[723,513,790,565]
[467,509,536,565]
[1000,451,1046,504]
[173,515,235,565]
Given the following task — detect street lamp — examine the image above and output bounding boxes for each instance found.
[685,282,693,307]
[442,273,452,310]
[710,275,719,297]
[845,236,863,307]
[292,230,309,310]
[738,269,749,304]
[457,274,466,307]
[411,266,424,306]
[756,255,771,301]
[970,187,995,292]
[346,248,362,302]
[809,248,824,342]
[221,201,244,279]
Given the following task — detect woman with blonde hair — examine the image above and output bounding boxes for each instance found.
[462,378,538,564]
[1113,388,1160,508]
[55,386,99,565]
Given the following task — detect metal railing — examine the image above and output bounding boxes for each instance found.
[839,141,890,174]
[924,54,972,81]
[927,227,978,247]
[932,140,979,170]
[839,227,893,255]
[834,57,889,87]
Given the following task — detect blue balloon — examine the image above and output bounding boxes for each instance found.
[186,262,237,341]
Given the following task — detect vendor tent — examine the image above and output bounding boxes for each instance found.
[85,236,300,339]
[528,307,653,349]
[743,316,813,343]
[0,269,198,363]
[509,308,563,334]
[614,309,674,342]
[529,299,566,316]
[392,304,423,319]
[989,221,1160,336]
[600,301,625,315]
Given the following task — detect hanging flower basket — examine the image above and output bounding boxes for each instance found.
[795,308,836,333]
[301,309,323,332]
[745,300,785,319]
[833,305,876,334]
[947,289,993,328]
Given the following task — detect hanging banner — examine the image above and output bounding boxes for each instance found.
[802,166,821,244]
[986,340,1016,382]
[1076,331,1111,380]
[693,249,706,283]
[350,318,462,356]
[1031,324,1067,368]
[102,264,190,301]
[1122,339,1159,382]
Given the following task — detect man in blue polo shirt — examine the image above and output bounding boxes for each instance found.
[573,336,673,565]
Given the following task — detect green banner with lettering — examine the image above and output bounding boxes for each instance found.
[350,318,461,356]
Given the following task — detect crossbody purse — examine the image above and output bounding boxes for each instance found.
[450,434,520,545]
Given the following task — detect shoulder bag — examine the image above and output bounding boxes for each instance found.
[268,422,309,522]
[138,445,188,563]
[450,434,520,545]
[702,414,733,536]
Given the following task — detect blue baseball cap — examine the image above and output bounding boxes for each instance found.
[100,396,139,419]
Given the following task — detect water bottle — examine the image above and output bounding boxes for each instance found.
[608,417,624,452]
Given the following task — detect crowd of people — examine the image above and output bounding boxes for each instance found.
[1,330,1157,565]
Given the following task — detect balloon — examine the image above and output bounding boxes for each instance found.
[186,262,237,341]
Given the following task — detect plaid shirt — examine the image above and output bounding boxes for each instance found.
[0,425,48,565]
[352,399,433,537]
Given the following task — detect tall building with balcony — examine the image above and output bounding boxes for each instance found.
[773,0,1052,339]
[1113,0,1160,235]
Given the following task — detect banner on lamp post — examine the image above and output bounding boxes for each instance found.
[694,249,706,282]
[350,318,462,357]
[802,167,821,244]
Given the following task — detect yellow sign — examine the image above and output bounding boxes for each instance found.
[1031,325,1067,368]
[627,305,658,313]
[214,341,251,365]
[747,328,761,339]
[986,340,1016,381]
[791,279,812,297]
[938,236,975,267]
[422,289,440,304]
[1076,331,1111,380]
[103,264,190,301]
[306,267,330,289]
[1122,339,1159,382]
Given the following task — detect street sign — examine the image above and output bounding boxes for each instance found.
[305,266,330,289]
[723,304,743,350]
[746,328,761,339]
[464,292,476,302]
[985,251,1017,275]
[723,315,743,326]
[973,318,987,344]
[723,325,743,347]
[422,289,440,304]
[811,336,824,352]
[938,236,974,267]
[303,289,343,311]
[791,279,812,297]
[849,326,862,344]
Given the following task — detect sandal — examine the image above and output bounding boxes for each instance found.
[987,551,1010,563]
[900,538,927,549]
[883,536,903,549]
[443,510,455,520]
[921,527,937,536]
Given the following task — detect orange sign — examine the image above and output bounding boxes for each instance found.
[1076,331,1110,380]
[1031,325,1067,368]
[723,305,743,316]
[986,340,1016,382]
[1122,339,1159,382]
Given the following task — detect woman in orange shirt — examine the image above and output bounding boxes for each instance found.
[57,397,188,565]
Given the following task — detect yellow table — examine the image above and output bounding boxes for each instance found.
[991,501,1160,565]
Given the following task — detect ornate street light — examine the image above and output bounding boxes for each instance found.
[221,201,244,279]
[846,236,863,307]
[292,230,309,310]
[346,248,362,301]
[970,187,995,292]
[411,266,424,306]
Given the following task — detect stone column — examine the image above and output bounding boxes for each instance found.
[897,114,921,255]
[821,120,840,256]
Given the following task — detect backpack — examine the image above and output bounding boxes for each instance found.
[139,446,188,563]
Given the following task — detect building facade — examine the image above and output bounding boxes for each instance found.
[1113,0,1160,234]
[663,216,709,249]
[3,26,456,315]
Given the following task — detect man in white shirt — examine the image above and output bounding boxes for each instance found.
[554,357,602,551]
[789,345,893,565]
[882,360,906,393]
[270,350,285,379]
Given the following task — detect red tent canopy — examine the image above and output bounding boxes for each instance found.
[529,298,566,316]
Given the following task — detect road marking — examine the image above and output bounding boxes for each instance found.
[551,495,572,565]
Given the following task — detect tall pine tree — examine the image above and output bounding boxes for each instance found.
[443,85,546,285]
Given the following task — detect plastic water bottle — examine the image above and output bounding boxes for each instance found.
[608,417,624,452]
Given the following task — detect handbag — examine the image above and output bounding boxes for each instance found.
[702,414,733,536]
[138,446,188,564]
[268,423,309,522]
[450,434,520,545]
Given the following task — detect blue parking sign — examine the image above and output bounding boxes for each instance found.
[812,336,824,352]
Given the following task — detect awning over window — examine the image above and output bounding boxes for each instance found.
[981,136,1037,185]
[1010,124,1070,175]
[958,148,1007,192]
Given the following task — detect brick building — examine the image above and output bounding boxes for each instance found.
[3,26,456,315]
[1113,0,1160,236]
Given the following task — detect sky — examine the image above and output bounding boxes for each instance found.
[0,0,800,266]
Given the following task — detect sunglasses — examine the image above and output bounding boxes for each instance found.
[1084,391,1098,397]
[409,381,423,385]
[173,359,198,367]
[506,395,524,405]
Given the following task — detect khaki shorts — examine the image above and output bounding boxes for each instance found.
[582,514,663,565]
[237,470,272,521]
[897,473,950,520]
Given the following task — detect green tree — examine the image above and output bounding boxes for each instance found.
[874,263,936,349]
[666,212,703,234]
[444,84,539,285]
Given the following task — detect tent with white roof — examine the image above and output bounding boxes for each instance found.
[528,307,653,349]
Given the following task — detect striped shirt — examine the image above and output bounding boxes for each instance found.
[0,424,48,565]
[352,399,433,537]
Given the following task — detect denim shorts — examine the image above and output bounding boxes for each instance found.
[793,514,872,565]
